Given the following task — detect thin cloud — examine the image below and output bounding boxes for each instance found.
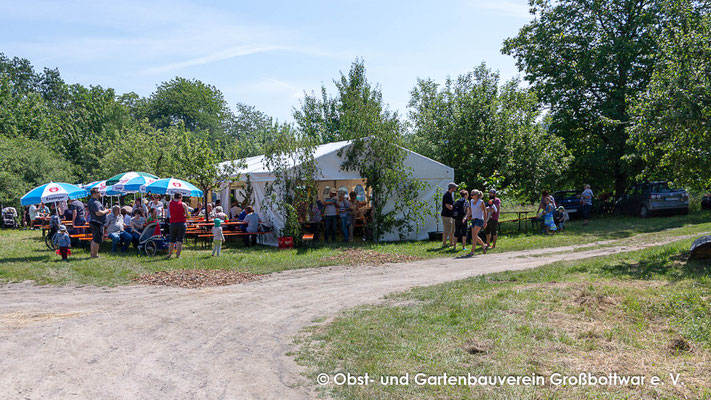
[470,0,532,19]
[143,45,288,73]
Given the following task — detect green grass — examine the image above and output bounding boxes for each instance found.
[1,212,710,286]
[295,238,711,399]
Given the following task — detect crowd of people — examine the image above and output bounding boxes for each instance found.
[440,183,596,254]
[23,187,265,260]
[298,188,369,243]
[14,181,597,261]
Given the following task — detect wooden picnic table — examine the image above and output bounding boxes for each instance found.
[499,211,535,233]
[191,221,245,228]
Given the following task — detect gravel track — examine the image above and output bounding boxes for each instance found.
[0,237,683,399]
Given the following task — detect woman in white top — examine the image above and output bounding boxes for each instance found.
[463,189,489,256]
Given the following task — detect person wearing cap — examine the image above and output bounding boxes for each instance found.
[88,187,111,258]
[53,225,72,262]
[212,218,225,256]
[323,189,339,242]
[486,189,501,249]
[441,182,458,247]
[555,205,569,231]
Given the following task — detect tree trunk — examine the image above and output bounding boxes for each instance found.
[614,162,627,200]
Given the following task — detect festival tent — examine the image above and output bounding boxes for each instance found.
[217,140,454,246]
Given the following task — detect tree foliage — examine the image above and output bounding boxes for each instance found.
[295,59,429,240]
[407,64,571,201]
[503,0,664,197]
[628,0,711,189]
[0,136,76,206]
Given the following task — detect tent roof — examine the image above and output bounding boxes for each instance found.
[219,140,453,182]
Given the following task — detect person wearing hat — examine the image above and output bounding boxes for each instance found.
[323,189,339,242]
[53,225,72,262]
[212,218,225,256]
[441,182,458,247]
[486,189,501,249]
[554,205,569,231]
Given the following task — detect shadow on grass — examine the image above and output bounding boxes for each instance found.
[0,256,50,264]
[600,252,711,281]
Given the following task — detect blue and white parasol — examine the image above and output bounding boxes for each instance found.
[112,176,158,194]
[141,178,203,197]
[21,182,88,206]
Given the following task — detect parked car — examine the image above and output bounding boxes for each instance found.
[702,193,711,211]
[613,181,689,218]
[553,190,583,217]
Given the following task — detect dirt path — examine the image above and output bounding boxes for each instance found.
[0,237,687,399]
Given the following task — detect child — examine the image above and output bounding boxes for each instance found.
[554,206,569,231]
[543,198,558,235]
[53,225,71,262]
[212,218,225,256]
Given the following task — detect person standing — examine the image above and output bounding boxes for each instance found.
[71,199,86,229]
[543,197,558,235]
[581,184,594,225]
[53,225,71,262]
[243,206,262,247]
[212,218,225,256]
[88,188,111,258]
[167,193,189,259]
[441,183,457,247]
[486,189,501,249]
[337,191,352,242]
[464,189,488,256]
[310,200,323,242]
[452,189,469,251]
[323,190,338,242]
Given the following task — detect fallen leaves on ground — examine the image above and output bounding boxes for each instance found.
[321,248,420,266]
[133,269,260,288]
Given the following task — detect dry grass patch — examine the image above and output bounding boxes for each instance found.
[320,248,421,266]
[133,269,260,288]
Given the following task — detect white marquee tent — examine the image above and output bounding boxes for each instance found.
[217,140,454,246]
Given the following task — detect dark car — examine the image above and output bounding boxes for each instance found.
[614,182,689,218]
[702,194,711,211]
[553,190,583,217]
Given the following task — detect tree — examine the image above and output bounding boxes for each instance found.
[503,0,664,197]
[261,124,320,245]
[294,59,429,240]
[628,0,711,189]
[144,77,231,148]
[0,136,76,208]
[407,64,571,201]
[229,102,279,158]
[173,128,243,210]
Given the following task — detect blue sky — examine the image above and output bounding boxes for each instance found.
[0,0,533,121]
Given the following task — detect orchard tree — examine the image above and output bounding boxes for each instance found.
[407,64,571,201]
[294,59,429,240]
[503,0,664,197]
[628,0,711,189]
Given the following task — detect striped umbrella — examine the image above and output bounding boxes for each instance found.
[105,171,158,186]
[21,182,88,206]
[141,178,203,197]
[112,176,158,194]
[83,180,123,196]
